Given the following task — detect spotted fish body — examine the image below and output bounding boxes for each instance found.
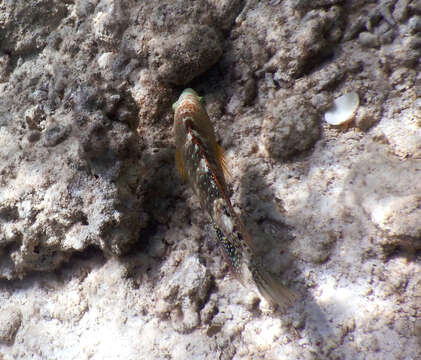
[173,88,296,310]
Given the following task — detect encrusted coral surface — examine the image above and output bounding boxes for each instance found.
[0,0,420,359]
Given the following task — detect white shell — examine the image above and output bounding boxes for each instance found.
[324,92,360,125]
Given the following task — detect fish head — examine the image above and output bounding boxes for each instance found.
[173,88,218,152]
[173,88,200,111]
[173,88,203,131]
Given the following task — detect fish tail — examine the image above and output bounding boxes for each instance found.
[249,256,297,311]
[214,207,297,311]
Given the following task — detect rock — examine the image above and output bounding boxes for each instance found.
[355,105,382,131]
[379,111,421,159]
[207,0,244,30]
[346,153,421,253]
[261,95,320,159]
[25,105,45,131]
[149,24,223,85]
[25,130,42,143]
[370,195,421,240]
[0,54,10,82]
[408,15,421,34]
[0,308,22,344]
[92,0,127,47]
[155,255,213,333]
[132,69,175,126]
[0,0,68,55]
[0,81,145,278]
[358,32,379,47]
[42,121,72,147]
[389,67,416,91]
[392,0,410,23]
[144,0,214,32]
[291,0,344,10]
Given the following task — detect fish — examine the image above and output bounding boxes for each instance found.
[173,88,297,310]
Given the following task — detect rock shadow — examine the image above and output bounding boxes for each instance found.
[117,145,188,286]
[237,163,335,351]
[339,149,421,260]
[0,245,106,291]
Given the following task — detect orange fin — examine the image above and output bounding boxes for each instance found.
[216,143,231,180]
[175,149,187,182]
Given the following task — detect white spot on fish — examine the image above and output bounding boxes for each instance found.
[186,132,193,142]
[221,212,234,233]
[192,129,200,139]
[199,158,207,171]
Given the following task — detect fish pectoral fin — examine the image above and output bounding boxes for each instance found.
[216,143,232,180]
[175,149,188,182]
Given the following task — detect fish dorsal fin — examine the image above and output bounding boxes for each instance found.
[216,143,231,180]
[175,149,187,182]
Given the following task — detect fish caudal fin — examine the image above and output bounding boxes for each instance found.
[250,259,297,311]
